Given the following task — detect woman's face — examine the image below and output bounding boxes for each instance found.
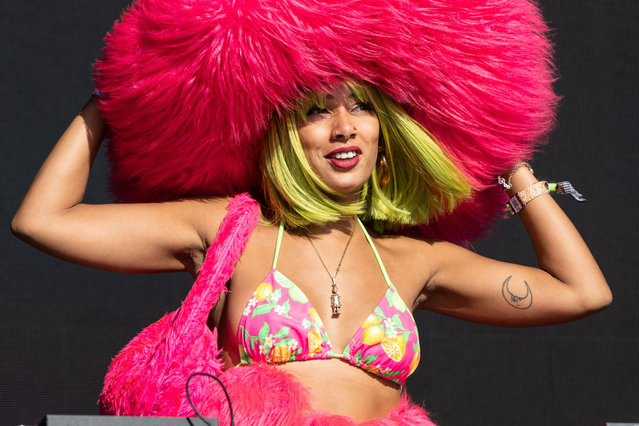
[297,84,380,201]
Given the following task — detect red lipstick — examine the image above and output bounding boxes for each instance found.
[325,146,362,169]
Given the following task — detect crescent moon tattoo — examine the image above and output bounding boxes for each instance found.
[501,276,533,309]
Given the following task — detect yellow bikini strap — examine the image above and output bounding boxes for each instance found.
[357,218,393,289]
[272,222,285,269]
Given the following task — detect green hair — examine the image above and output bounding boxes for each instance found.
[261,82,471,231]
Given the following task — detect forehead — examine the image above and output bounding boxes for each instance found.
[325,93,357,102]
[324,84,356,101]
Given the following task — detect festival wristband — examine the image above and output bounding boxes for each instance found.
[507,180,586,215]
[507,181,550,215]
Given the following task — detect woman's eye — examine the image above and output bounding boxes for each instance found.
[353,102,373,112]
[307,106,328,117]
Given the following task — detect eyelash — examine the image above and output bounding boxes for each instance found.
[354,102,374,112]
[306,103,373,116]
[306,106,327,116]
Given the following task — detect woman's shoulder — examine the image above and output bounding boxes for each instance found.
[192,194,261,243]
[370,231,464,282]
[372,230,463,256]
[191,195,267,274]
[370,231,434,254]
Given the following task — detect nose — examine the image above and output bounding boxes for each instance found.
[331,108,356,141]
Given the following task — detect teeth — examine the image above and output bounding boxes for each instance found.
[333,151,357,159]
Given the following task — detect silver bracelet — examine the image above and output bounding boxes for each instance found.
[497,161,533,190]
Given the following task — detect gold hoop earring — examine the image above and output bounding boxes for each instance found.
[377,146,390,188]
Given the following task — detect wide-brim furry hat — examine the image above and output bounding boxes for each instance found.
[95,0,557,243]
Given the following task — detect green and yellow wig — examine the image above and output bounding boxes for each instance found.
[261,83,472,232]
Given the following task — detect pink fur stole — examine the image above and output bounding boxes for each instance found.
[192,363,437,425]
[99,194,260,415]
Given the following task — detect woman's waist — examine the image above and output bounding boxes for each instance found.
[234,358,402,421]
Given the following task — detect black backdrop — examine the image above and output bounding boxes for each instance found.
[1,1,638,425]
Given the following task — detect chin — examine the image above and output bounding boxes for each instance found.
[330,176,371,197]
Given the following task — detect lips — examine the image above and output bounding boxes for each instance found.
[325,146,362,169]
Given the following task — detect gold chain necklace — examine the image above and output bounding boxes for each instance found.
[307,221,356,316]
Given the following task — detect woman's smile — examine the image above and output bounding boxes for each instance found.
[325,146,362,169]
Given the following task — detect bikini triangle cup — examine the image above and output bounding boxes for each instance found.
[237,218,421,385]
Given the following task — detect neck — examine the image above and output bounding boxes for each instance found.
[304,215,358,238]
[327,183,365,206]
[334,191,362,205]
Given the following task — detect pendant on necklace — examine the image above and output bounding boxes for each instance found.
[330,292,341,315]
[330,277,341,315]
[307,224,355,317]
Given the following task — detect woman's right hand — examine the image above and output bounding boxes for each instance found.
[11,97,228,276]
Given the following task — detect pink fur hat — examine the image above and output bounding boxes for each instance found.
[95,0,557,242]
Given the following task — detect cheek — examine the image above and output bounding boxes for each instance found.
[298,128,331,163]
[365,123,381,168]
[361,115,380,141]
[297,126,321,150]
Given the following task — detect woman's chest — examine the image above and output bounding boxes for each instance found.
[215,227,433,365]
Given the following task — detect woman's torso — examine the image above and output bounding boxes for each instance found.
[210,221,434,421]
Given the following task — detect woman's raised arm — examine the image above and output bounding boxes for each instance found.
[418,166,612,326]
[11,97,228,275]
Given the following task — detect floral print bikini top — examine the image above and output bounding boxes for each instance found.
[237,219,421,386]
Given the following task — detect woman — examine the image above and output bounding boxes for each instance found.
[11,0,611,424]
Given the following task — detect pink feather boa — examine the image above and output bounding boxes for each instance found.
[99,194,436,424]
[99,194,258,416]
[95,0,558,243]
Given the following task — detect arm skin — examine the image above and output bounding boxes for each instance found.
[11,97,228,276]
[417,166,612,326]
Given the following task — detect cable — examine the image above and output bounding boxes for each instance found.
[186,372,235,426]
